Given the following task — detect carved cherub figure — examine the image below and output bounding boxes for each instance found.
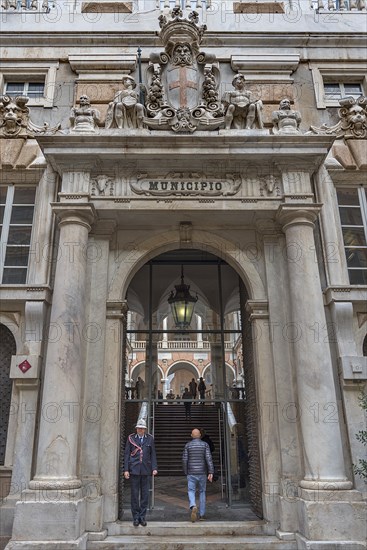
[222,74,263,130]
[272,98,302,135]
[105,76,145,130]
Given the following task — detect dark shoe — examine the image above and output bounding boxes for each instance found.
[140,518,147,526]
[133,519,139,526]
[190,505,197,523]
[199,515,206,521]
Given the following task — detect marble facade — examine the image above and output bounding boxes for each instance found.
[0,1,366,548]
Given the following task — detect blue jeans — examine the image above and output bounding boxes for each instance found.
[187,474,207,517]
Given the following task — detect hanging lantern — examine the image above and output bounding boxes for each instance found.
[168,265,198,329]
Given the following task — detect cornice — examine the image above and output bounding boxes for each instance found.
[0,32,366,49]
[36,132,335,174]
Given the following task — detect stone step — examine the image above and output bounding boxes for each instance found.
[88,534,295,550]
[104,521,272,537]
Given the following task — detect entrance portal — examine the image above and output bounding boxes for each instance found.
[120,249,262,521]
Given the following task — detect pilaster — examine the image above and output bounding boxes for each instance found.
[80,220,117,533]
[246,300,281,524]
[100,300,127,523]
[260,225,302,537]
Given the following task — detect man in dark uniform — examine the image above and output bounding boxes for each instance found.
[124,418,158,526]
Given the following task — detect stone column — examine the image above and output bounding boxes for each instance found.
[9,204,96,548]
[277,204,350,489]
[29,205,96,490]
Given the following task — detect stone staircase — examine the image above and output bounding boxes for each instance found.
[153,403,221,476]
[87,521,297,549]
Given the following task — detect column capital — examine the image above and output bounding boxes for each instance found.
[106,300,128,319]
[51,202,97,231]
[276,204,322,231]
[246,300,269,320]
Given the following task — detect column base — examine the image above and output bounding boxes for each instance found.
[8,488,86,544]
[296,533,367,549]
[0,498,16,537]
[5,533,88,549]
[297,489,366,544]
[299,480,352,490]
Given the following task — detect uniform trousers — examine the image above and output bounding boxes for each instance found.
[130,474,149,520]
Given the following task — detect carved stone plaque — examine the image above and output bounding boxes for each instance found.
[130,173,241,197]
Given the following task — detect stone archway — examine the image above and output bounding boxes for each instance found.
[116,242,264,516]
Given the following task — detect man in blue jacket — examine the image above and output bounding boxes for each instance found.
[182,428,214,522]
[124,418,158,526]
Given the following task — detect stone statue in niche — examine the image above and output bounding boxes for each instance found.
[222,74,264,130]
[70,95,100,133]
[105,76,145,130]
[272,98,302,135]
[309,96,367,139]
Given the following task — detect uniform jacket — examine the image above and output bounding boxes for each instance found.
[182,438,214,476]
[124,433,158,476]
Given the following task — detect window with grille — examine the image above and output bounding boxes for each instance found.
[324,83,363,102]
[0,186,36,284]
[4,81,45,101]
[336,187,367,285]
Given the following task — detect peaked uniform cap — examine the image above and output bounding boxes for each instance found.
[136,419,147,428]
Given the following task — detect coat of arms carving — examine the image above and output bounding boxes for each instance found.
[144,8,224,133]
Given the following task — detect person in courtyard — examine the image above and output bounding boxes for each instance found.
[135,376,145,399]
[199,428,215,454]
[124,418,158,527]
[189,378,197,401]
[182,387,193,420]
[198,377,206,403]
[182,428,214,522]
